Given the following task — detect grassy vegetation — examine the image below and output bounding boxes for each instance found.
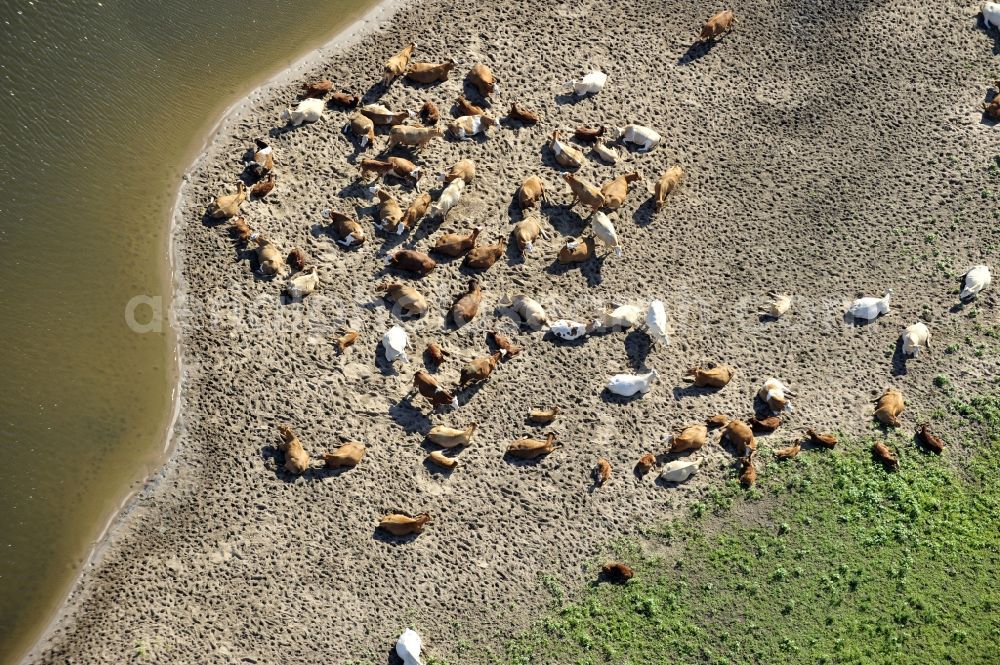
[503,395,1000,665]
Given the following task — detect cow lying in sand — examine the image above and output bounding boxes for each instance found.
[406,59,456,83]
[384,125,444,153]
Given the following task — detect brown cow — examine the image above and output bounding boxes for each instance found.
[684,365,733,389]
[386,249,436,276]
[593,458,612,485]
[698,10,736,42]
[916,423,945,454]
[463,237,504,270]
[467,63,497,97]
[413,370,457,408]
[518,175,547,210]
[874,388,905,427]
[405,59,456,84]
[653,166,684,211]
[872,442,899,471]
[601,172,641,210]
[509,102,540,124]
[301,79,333,98]
[433,226,482,257]
[460,351,503,387]
[563,173,605,213]
[382,43,416,84]
[384,125,444,152]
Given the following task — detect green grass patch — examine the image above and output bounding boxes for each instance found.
[505,396,1000,664]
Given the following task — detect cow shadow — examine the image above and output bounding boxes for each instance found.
[399,77,440,93]
[544,254,590,284]
[624,330,652,369]
[408,217,446,247]
[372,528,422,546]
[977,16,1000,55]
[632,197,658,227]
[752,395,779,420]
[456,378,489,407]
[979,87,999,126]
[503,452,553,467]
[230,241,256,271]
[460,80,493,108]
[600,388,647,405]
[361,81,389,105]
[500,112,540,131]
[260,445,294,484]
[388,399,432,434]
[554,91,591,105]
[890,337,910,377]
[266,122,313,139]
[506,189,528,221]
[311,463,358,481]
[337,179,374,200]
[842,311,880,327]
[505,234,526,266]
[374,339,408,376]
[544,206,588,237]
[340,130,375,160]
[199,208,228,229]
[379,228,413,253]
[677,40,718,65]
[427,246,465,266]
[672,382,718,400]
[662,446,700,462]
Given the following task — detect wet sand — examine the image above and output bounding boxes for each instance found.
[26,0,999,662]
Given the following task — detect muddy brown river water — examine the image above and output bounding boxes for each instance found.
[0,0,375,660]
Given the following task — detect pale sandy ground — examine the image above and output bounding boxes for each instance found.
[26,0,999,662]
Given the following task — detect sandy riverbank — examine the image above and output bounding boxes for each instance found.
[26,0,999,662]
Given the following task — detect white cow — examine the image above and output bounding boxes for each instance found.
[591,211,623,257]
[429,178,465,219]
[281,98,324,126]
[984,2,1000,29]
[645,300,669,345]
[549,319,589,341]
[900,322,931,357]
[568,70,608,96]
[847,290,891,321]
[395,628,423,665]
[612,124,661,152]
[660,460,699,483]
[606,370,659,397]
[381,325,409,363]
[961,265,991,300]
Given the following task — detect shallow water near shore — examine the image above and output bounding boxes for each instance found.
[0,0,376,661]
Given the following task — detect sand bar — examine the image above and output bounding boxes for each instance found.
[27,0,999,662]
